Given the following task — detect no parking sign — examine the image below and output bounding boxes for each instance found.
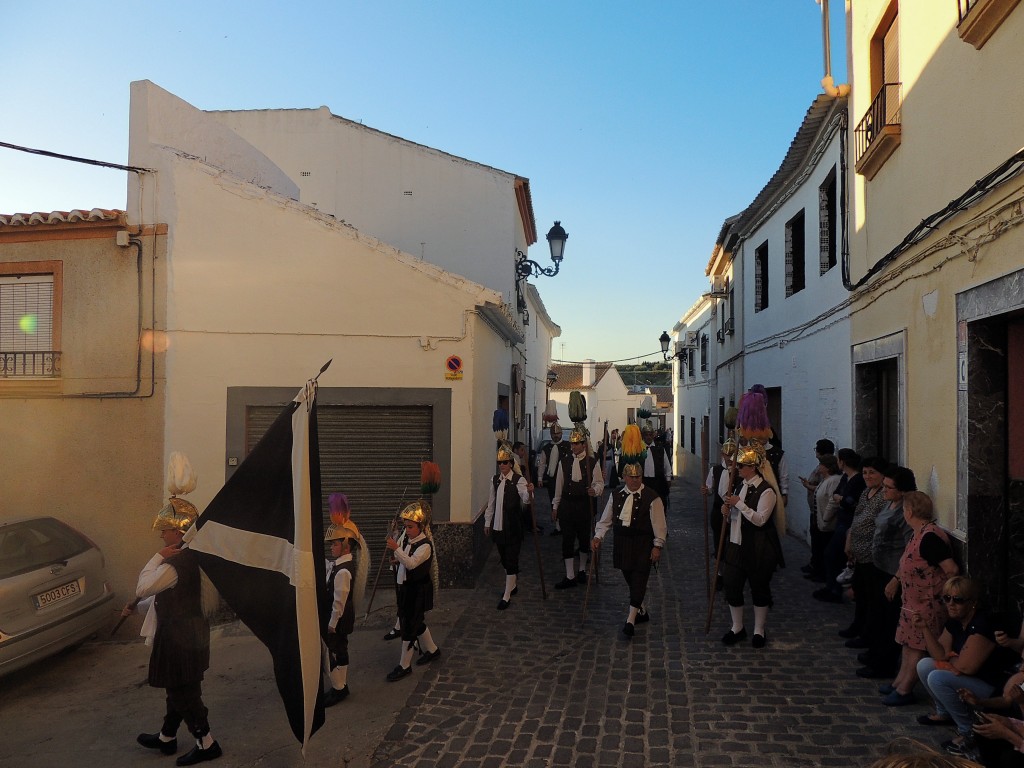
[445,355,463,381]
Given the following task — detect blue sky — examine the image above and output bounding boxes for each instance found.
[0,1,846,365]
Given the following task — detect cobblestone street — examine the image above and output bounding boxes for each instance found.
[373,460,935,768]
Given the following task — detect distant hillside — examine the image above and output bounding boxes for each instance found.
[616,363,672,389]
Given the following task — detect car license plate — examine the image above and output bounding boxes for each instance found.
[34,580,82,609]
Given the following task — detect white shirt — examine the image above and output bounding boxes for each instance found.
[484,470,531,531]
[395,533,431,585]
[643,443,673,480]
[135,552,177,645]
[594,485,667,548]
[537,442,563,479]
[727,476,776,545]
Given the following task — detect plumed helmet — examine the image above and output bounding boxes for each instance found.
[328,493,350,516]
[496,444,514,462]
[400,500,430,526]
[550,423,563,439]
[721,439,737,457]
[153,452,198,532]
[325,518,361,544]
[570,428,588,444]
[622,462,643,478]
[736,444,766,468]
[152,497,199,533]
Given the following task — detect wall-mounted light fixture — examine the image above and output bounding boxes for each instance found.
[515,221,568,316]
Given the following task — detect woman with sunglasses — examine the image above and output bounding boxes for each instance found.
[914,576,1018,756]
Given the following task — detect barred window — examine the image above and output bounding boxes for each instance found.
[0,263,60,378]
[754,242,769,312]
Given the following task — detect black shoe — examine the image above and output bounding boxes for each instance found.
[838,625,861,639]
[323,685,349,707]
[752,633,767,649]
[386,665,412,682]
[857,651,874,664]
[382,628,401,641]
[845,637,869,649]
[577,571,589,584]
[622,622,635,638]
[497,599,511,610]
[554,577,577,590]
[856,665,889,679]
[722,628,748,646]
[176,741,222,766]
[510,586,519,597]
[813,588,843,603]
[138,733,178,755]
[636,609,651,624]
[416,648,441,666]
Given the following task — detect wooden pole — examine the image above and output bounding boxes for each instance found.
[701,424,710,601]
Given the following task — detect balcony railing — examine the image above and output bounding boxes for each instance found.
[0,351,62,378]
[854,83,903,180]
[957,0,1021,48]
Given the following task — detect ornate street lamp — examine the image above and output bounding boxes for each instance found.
[515,221,568,317]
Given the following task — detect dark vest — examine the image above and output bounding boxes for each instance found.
[611,486,659,539]
[543,441,569,478]
[405,537,432,585]
[645,445,668,480]
[711,464,727,509]
[558,452,599,506]
[492,473,524,538]
[328,559,355,635]
[149,549,210,689]
[735,479,784,569]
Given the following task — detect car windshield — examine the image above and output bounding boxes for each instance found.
[0,519,90,579]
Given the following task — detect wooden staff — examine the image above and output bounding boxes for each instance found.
[111,597,141,636]
[364,487,409,619]
[701,425,710,601]
[582,424,605,624]
[519,448,547,600]
[704,442,737,635]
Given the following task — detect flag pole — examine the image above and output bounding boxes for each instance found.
[364,486,408,619]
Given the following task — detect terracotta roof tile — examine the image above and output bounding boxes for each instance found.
[0,208,124,227]
[550,362,614,391]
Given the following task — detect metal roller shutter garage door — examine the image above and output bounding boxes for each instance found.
[245,404,433,564]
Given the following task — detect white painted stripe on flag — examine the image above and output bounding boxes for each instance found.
[189,522,298,581]
[292,383,322,753]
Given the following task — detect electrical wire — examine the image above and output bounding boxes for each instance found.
[0,140,153,174]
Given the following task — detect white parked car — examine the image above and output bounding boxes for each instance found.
[0,516,115,677]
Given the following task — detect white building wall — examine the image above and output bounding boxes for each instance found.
[672,296,715,475]
[128,81,516,525]
[738,128,851,540]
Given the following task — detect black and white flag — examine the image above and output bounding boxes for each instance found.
[186,379,327,751]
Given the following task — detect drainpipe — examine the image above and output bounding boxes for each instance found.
[818,0,851,97]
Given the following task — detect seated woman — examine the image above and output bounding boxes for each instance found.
[914,576,1018,756]
[971,671,1024,767]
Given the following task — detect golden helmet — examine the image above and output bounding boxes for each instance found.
[152,497,199,533]
[325,518,361,544]
[721,439,737,457]
[736,444,766,468]
[622,462,643,478]
[496,443,514,463]
[400,500,431,526]
[550,424,563,439]
[569,428,588,444]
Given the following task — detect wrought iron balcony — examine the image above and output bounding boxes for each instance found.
[0,351,62,378]
[957,0,1021,48]
[854,83,902,180]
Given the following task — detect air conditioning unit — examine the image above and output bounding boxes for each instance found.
[725,317,735,335]
[710,275,728,297]
[716,329,725,344]
[684,331,698,348]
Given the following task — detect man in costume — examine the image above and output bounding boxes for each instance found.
[323,515,367,706]
[641,423,673,511]
[124,453,222,765]
[720,444,785,649]
[384,501,441,681]
[552,428,604,589]
[537,423,569,536]
[484,443,533,609]
[592,461,667,639]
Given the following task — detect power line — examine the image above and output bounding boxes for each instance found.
[0,140,153,174]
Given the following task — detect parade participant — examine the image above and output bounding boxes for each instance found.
[593,461,667,639]
[485,443,534,609]
[701,439,737,560]
[552,428,604,589]
[720,444,784,649]
[385,501,441,681]
[512,441,540,533]
[640,423,672,509]
[745,384,789,506]
[125,453,222,765]
[537,423,569,536]
[323,515,368,707]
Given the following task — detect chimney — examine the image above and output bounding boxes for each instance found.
[582,359,596,387]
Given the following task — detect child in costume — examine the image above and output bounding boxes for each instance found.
[323,501,367,706]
